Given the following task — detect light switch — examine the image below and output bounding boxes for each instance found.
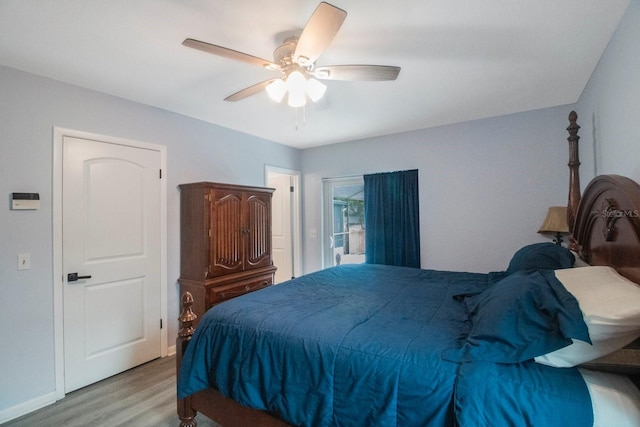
[18,253,31,270]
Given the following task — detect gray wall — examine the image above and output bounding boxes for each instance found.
[575,0,640,185]
[0,65,299,415]
[300,105,574,274]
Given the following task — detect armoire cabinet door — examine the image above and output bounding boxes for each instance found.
[210,189,245,276]
[245,192,273,270]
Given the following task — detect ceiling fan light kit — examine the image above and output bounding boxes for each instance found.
[306,77,327,102]
[265,78,287,103]
[183,2,400,116]
[286,70,308,107]
[266,70,327,107]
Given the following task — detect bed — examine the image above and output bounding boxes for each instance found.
[176,111,640,426]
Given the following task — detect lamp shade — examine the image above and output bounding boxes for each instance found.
[538,206,570,234]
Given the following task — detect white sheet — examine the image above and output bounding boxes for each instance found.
[580,368,640,427]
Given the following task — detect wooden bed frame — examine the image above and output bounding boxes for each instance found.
[570,172,640,285]
[176,111,640,426]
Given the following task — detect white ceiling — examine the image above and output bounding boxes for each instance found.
[0,1,630,149]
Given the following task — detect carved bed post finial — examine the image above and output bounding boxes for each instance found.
[177,292,198,427]
[178,291,198,338]
[567,111,581,237]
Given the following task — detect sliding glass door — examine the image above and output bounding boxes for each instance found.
[322,177,365,268]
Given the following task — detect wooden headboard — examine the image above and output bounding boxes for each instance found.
[566,112,640,375]
[565,111,640,284]
[572,175,640,284]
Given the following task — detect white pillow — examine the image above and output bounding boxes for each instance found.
[580,368,640,427]
[571,250,590,267]
[535,266,640,367]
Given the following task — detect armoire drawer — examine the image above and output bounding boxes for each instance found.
[207,276,273,305]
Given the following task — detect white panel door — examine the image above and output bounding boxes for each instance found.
[269,173,293,283]
[63,136,161,393]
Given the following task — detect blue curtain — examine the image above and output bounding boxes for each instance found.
[364,169,420,268]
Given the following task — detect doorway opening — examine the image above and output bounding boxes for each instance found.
[266,166,302,283]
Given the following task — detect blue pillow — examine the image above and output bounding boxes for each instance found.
[506,243,575,274]
[442,270,590,363]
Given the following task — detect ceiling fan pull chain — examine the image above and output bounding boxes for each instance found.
[303,105,307,128]
[293,106,307,131]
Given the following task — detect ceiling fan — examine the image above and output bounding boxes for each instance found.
[183,2,401,107]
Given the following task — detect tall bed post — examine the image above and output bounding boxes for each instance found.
[177,292,198,427]
[566,110,581,238]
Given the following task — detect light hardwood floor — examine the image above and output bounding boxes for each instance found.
[4,356,219,427]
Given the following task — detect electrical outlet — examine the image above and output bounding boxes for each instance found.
[18,253,31,270]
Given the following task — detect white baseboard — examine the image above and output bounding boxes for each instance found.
[2,347,177,424]
[0,391,57,424]
[167,344,176,356]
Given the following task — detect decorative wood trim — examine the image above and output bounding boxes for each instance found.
[572,174,640,284]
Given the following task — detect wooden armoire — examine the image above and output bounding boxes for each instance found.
[178,182,276,325]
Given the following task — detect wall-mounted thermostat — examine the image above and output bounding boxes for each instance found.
[11,193,40,210]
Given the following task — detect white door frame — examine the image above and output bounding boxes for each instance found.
[52,127,168,400]
[265,166,302,278]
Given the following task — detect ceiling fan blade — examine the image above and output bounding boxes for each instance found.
[183,38,281,70]
[313,65,401,81]
[294,2,347,66]
[224,79,278,102]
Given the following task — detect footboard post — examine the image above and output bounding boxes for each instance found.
[177,292,198,427]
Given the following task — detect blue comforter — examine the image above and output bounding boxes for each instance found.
[178,264,592,427]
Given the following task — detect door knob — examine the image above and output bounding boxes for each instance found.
[67,272,92,282]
